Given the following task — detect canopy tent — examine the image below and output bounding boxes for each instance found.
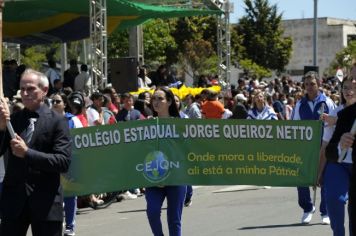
[3,0,222,44]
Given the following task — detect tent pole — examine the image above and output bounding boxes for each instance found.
[61,43,68,77]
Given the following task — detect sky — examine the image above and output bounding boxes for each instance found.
[230,0,356,23]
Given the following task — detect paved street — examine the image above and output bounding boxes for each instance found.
[57,185,348,236]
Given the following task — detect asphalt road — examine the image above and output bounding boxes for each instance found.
[29,185,348,235]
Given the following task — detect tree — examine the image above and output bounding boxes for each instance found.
[170,16,219,76]
[107,30,130,58]
[143,19,177,65]
[234,0,292,72]
[325,40,356,76]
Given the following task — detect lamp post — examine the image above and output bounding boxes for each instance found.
[313,0,318,67]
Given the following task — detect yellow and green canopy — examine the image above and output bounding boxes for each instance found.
[3,0,222,44]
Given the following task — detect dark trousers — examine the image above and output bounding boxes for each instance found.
[297,186,327,215]
[145,186,186,236]
[0,202,62,236]
[350,175,356,235]
[0,219,62,236]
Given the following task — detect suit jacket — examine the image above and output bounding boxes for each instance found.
[0,104,71,221]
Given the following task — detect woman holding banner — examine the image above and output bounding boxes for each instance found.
[324,76,356,236]
[145,87,187,236]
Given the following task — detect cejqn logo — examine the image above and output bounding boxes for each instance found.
[135,151,180,183]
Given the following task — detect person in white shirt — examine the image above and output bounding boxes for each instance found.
[86,92,104,126]
[138,66,152,89]
[74,64,91,95]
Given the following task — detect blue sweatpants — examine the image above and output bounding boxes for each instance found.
[297,186,327,215]
[324,162,353,236]
[64,196,77,230]
[145,186,186,236]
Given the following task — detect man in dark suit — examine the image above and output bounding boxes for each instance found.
[0,69,71,236]
[325,103,356,233]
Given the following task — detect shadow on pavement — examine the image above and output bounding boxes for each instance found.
[118,207,167,214]
[239,223,322,230]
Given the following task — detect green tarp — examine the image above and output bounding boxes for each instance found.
[3,0,222,44]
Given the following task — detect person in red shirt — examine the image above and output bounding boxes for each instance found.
[201,90,225,119]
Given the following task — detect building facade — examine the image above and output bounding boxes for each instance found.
[282,17,356,76]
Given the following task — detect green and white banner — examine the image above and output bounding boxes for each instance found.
[62,118,322,196]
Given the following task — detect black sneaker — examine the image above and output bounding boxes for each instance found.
[184,199,192,207]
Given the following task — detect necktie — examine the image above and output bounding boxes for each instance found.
[23,118,37,144]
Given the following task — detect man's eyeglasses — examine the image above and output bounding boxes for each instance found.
[52,99,62,105]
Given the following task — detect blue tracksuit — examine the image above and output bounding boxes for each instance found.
[145,186,186,236]
[292,92,335,216]
[324,162,353,236]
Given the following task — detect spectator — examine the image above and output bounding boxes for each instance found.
[201,90,225,119]
[45,59,61,96]
[116,93,143,121]
[74,64,91,95]
[138,66,152,89]
[103,87,120,115]
[63,59,79,90]
[230,93,248,119]
[247,90,278,120]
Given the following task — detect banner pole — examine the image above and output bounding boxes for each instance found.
[0,1,16,139]
[0,0,4,96]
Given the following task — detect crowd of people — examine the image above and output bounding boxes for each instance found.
[0,59,355,236]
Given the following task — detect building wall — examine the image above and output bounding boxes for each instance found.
[282,17,356,75]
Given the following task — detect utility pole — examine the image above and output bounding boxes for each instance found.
[313,0,318,67]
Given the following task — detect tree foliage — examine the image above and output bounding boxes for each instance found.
[143,19,177,65]
[107,30,130,58]
[325,40,356,75]
[170,16,218,76]
[180,39,217,76]
[234,0,292,72]
[21,46,47,70]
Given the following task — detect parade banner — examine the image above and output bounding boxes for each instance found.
[62,119,322,196]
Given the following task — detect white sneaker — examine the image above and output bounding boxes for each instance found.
[120,191,138,200]
[321,215,330,225]
[301,206,315,224]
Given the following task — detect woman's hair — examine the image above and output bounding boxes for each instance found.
[138,91,151,100]
[134,99,153,118]
[184,94,195,103]
[252,89,266,108]
[153,87,180,118]
[174,95,183,110]
[67,91,85,115]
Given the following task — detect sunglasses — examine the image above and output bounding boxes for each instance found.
[52,99,62,105]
